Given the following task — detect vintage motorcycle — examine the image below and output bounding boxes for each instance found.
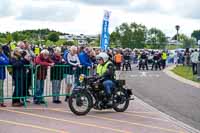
[139,59,147,70]
[152,59,161,71]
[123,60,132,71]
[68,75,134,116]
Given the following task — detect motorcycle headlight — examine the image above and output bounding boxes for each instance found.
[79,74,85,83]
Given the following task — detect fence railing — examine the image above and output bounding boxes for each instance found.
[0,64,90,107]
[0,65,33,107]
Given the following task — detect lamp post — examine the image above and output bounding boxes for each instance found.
[175,25,180,45]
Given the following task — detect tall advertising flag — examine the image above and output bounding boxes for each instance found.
[100,10,111,51]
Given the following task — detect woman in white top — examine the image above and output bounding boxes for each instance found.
[65,46,81,101]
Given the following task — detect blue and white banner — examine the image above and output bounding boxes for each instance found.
[100,10,111,51]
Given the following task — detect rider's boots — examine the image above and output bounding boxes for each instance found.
[106,94,113,106]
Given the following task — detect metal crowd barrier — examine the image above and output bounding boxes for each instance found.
[34,65,90,106]
[0,65,33,107]
[0,65,90,107]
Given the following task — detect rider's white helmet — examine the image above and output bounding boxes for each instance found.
[97,52,109,62]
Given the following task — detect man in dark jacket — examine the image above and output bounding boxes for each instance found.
[20,41,35,97]
[151,52,162,70]
[139,51,148,70]
[10,47,29,107]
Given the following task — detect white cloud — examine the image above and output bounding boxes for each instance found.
[0,0,200,36]
[127,0,161,13]
[31,0,130,6]
[0,0,15,17]
[68,0,130,6]
[17,1,79,22]
[126,0,200,20]
[174,0,200,19]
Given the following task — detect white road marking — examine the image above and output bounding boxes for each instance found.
[130,73,160,78]
[140,72,147,77]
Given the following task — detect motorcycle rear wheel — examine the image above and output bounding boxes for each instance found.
[113,90,130,112]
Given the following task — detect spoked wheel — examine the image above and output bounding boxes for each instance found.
[68,91,93,116]
[113,90,129,112]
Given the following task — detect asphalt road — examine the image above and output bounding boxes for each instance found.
[121,66,200,131]
[0,97,192,133]
[0,66,198,133]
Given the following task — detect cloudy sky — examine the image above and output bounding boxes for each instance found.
[0,0,200,37]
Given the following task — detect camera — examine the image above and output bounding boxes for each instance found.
[21,50,27,57]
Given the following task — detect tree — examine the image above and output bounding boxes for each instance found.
[45,40,54,46]
[112,22,147,49]
[63,41,75,46]
[89,41,98,47]
[179,34,196,48]
[12,32,20,42]
[110,31,120,47]
[147,28,167,49]
[55,40,67,46]
[12,32,27,42]
[48,32,59,42]
[92,34,100,47]
[0,38,7,44]
[86,37,93,44]
[6,33,13,42]
[191,30,200,41]
[182,37,196,48]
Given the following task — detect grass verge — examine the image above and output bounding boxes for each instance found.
[171,65,200,83]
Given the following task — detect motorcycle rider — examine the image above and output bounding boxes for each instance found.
[122,50,131,71]
[151,52,161,70]
[96,52,115,105]
[161,50,167,69]
[139,51,148,70]
[114,50,123,71]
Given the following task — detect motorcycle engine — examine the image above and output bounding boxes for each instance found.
[92,82,100,90]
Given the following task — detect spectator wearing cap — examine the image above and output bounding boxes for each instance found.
[50,47,65,104]
[0,46,9,107]
[34,49,54,104]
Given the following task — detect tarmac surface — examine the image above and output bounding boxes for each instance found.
[120,66,200,132]
[0,67,199,133]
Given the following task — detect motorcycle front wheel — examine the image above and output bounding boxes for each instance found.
[113,90,130,112]
[68,91,93,116]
